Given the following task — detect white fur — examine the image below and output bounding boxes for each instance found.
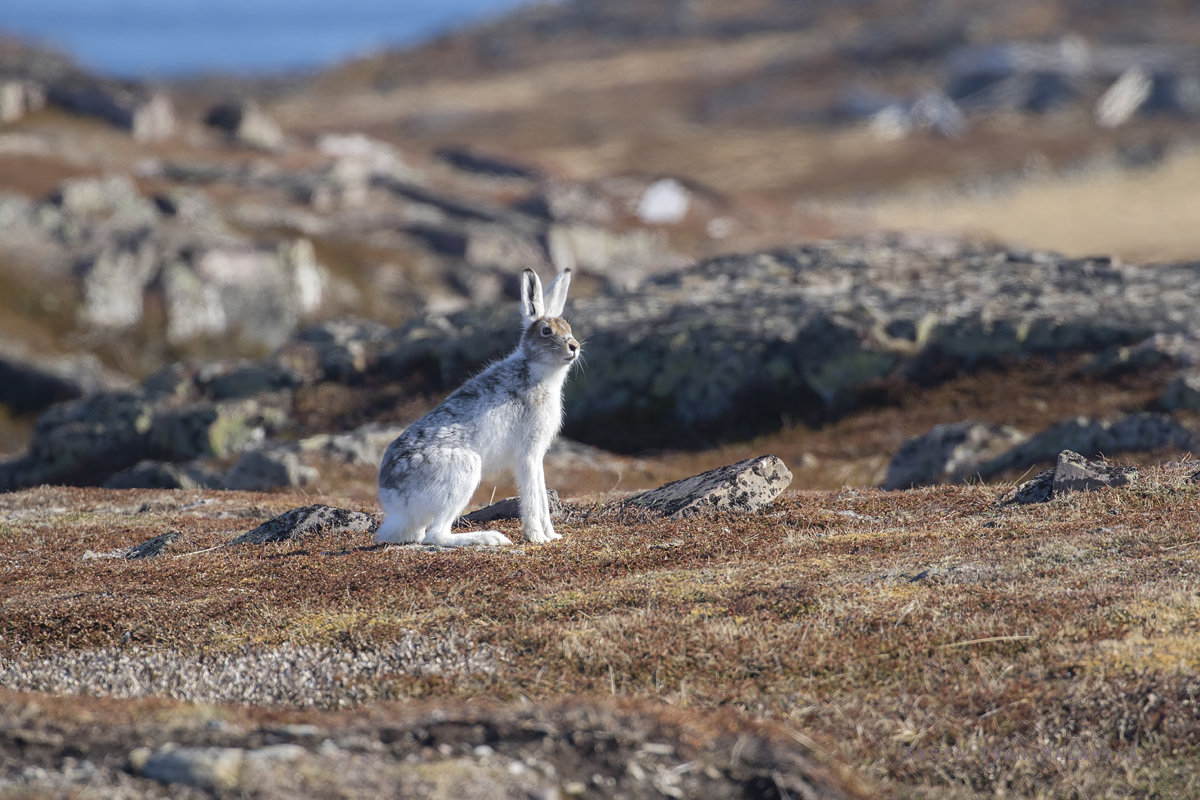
[376,268,578,547]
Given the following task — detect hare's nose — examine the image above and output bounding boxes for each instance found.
[568,340,579,353]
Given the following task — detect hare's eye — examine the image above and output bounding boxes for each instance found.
[541,326,552,336]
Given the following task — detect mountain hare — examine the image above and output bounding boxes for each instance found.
[376,268,580,547]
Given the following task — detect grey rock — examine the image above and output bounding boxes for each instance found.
[150,400,275,461]
[1160,369,1200,411]
[436,148,540,180]
[225,448,317,491]
[1007,450,1137,505]
[103,460,222,491]
[460,490,563,524]
[0,336,132,414]
[76,238,158,329]
[47,79,174,141]
[206,361,299,401]
[1009,469,1054,504]
[883,421,1027,490]
[294,317,392,383]
[545,223,677,285]
[1084,332,1200,376]
[170,239,325,349]
[161,262,229,343]
[625,455,793,519]
[0,79,45,123]
[43,174,159,247]
[139,746,244,791]
[1,390,155,490]
[516,181,614,225]
[977,412,1199,480]
[204,99,286,151]
[298,422,408,467]
[1052,449,1137,494]
[230,504,377,545]
[379,241,1200,450]
[123,529,182,559]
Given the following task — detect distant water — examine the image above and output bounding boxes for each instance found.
[0,0,537,78]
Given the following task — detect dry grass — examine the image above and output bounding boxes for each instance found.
[848,144,1200,264]
[4,461,1200,797]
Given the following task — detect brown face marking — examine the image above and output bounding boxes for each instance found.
[524,316,580,361]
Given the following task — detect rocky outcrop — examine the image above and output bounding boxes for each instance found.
[103,460,223,490]
[1006,450,1138,504]
[0,390,285,492]
[975,412,1199,481]
[46,77,174,141]
[883,421,1027,490]
[889,412,1199,489]
[230,504,378,545]
[381,242,1200,450]
[459,489,564,524]
[225,447,318,491]
[204,99,286,151]
[0,336,131,415]
[625,455,793,519]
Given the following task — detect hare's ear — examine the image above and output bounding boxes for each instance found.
[543,268,572,318]
[520,269,545,322]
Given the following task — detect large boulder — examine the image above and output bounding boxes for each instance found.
[204,99,286,151]
[975,412,1199,480]
[0,391,284,492]
[385,242,1200,451]
[882,421,1027,489]
[46,78,174,141]
[625,455,793,519]
[0,337,131,415]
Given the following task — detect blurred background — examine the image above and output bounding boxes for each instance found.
[2,0,1200,501]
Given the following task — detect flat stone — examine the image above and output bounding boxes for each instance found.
[883,421,1027,489]
[224,448,316,491]
[1051,449,1137,495]
[139,746,244,791]
[1007,450,1137,504]
[102,460,223,490]
[624,455,793,519]
[1009,469,1054,504]
[123,530,181,559]
[231,504,377,545]
[459,490,563,524]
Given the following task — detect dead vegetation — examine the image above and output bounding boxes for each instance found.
[3,460,1200,797]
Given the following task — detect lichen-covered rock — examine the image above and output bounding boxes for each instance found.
[230,504,377,545]
[977,412,1199,480]
[384,242,1200,451]
[47,79,174,141]
[225,447,317,491]
[1007,450,1137,504]
[0,336,132,414]
[459,490,563,524]
[883,421,1027,489]
[204,99,286,151]
[0,390,155,489]
[138,746,245,791]
[297,422,407,467]
[1160,369,1200,411]
[123,529,182,559]
[625,455,793,519]
[150,400,276,461]
[76,238,159,329]
[1083,332,1200,376]
[102,460,223,490]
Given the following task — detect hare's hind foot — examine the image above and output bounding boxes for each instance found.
[423,528,513,547]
